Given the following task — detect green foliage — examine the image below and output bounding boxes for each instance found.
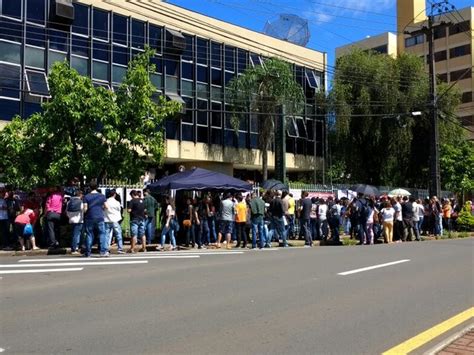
[456,202,474,231]
[330,49,462,187]
[0,48,181,188]
[227,58,305,180]
[440,140,474,194]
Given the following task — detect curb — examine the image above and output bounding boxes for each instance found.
[422,323,474,355]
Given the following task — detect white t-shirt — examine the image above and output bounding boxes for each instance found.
[104,197,122,223]
[166,204,175,218]
[367,208,378,224]
[318,204,328,221]
[381,207,395,222]
[394,203,403,221]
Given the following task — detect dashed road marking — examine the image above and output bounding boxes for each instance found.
[0,261,148,268]
[337,259,410,276]
[18,255,200,263]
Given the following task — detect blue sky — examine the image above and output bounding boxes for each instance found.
[167,0,472,78]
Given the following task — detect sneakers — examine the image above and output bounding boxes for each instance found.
[71,250,81,255]
[117,250,126,254]
[156,246,164,251]
[99,252,110,257]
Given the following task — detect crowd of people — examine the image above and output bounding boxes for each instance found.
[0,182,471,255]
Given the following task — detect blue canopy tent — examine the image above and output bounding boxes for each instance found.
[148,168,252,192]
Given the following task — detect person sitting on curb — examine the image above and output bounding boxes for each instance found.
[14,206,40,251]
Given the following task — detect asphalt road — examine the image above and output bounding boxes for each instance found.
[1,238,473,355]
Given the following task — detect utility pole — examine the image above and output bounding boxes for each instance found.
[406,1,447,198]
[274,105,286,183]
[427,12,441,199]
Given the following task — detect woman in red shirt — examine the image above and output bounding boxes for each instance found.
[14,207,39,251]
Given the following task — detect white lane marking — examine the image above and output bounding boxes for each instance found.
[18,256,200,263]
[127,251,243,256]
[18,252,241,262]
[0,347,5,352]
[337,259,411,276]
[0,268,83,275]
[0,261,148,268]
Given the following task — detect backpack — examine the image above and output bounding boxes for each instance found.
[67,198,82,213]
[357,200,370,221]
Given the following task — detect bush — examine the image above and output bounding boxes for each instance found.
[456,202,474,231]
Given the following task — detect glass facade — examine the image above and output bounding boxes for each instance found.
[0,0,325,158]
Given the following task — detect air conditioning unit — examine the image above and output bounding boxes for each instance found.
[164,28,186,55]
[50,0,75,25]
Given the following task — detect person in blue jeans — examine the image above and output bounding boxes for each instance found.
[159,196,177,251]
[66,190,85,255]
[128,190,147,253]
[83,182,108,257]
[268,191,288,247]
[249,193,265,248]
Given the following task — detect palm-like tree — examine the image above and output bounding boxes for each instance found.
[227,58,305,181]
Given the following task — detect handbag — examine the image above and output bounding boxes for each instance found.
[183,219,192,228]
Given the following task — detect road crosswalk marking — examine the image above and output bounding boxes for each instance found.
[337,259,410,276]
[0,260,149,268]
[18,255,201,263]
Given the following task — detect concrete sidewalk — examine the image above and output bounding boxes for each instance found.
[436,328,474,355]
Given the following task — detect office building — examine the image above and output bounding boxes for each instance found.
[0,0,327,179]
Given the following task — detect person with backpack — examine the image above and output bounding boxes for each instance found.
[66,190,85,255]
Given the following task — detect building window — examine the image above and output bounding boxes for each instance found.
[113,14,128,46]
[211,101,222,145]
[182,62,193,80]
[211,42,222,68]
[249,53,265,68]
[72,35,89,57]
[149,24,162,54]
[0,62,21,99]
[197,99,209,143]
[0,99,20,120]
[25,46,45,69]
[0,18,23,43]
[72,3,89,36]
[1,0,22,20]
[460,115,474,126]
[93,41,110,62]
[113,45,129,66]
[49,29,69,53]
[112,65,127,84]
[182,34,193,61]
[93,8,109,41]
[26,0,45,24]
[437,73,448,83]
[237,49,247,73]
[197,65,208,83]
[433,26,446,39]
[48,50,66,71]
[224,46,235,72]
[405,34,424,48]
[449,21,470,36]
[196,38,208,65]
[449,44,471,59]
[431,50,447,63]
[305,69,320,90]
[181,79,193,96]
[450,68,471,82]
[0,41,21,64]
[26,25,46,48]
[371,44,388,54]
[131,19,146,50]
[92,60,109,82]
[461,91,472,104]
[287,117,298,137]
[25,69,50,97]
[71,56,89,76]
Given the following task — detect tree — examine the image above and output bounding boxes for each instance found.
[227,58,305,181]
[329,49,461,187]
[0,48,181,188]
[440,139,474,199]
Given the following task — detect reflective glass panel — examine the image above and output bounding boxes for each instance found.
[2,0,22,19]
[25,46,45,68]
[92,60,109,81]
[0,62,20,98]
[71,56,89,76]
[93,41,110,62]
[72,35,89,57]
[0,99,20,120]
[48,50,66,70]
[72,4,89,35]
[113,45,128,65]
[113,14,128,46]
[0,18,22,42]
[131,19,145,49]
[26,25,46,48]
[26,0,45,24]
[0,41,21,63]
[112,65,127,83]
[93,9,109,41]
[149,24,162,53]
[49,29,69,52]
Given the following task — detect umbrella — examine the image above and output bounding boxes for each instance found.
[349,184,379,196]
[262,179,289,191]
[388,188,411,197]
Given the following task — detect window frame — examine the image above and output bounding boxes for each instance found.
[0,61,21,100]
[25,69,50,97]
[1,0,23,21]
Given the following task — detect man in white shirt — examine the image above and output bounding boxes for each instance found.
[104,189,124,254]
[393,197,403,242]
[412,198,423,241]
[317,199,329,241]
